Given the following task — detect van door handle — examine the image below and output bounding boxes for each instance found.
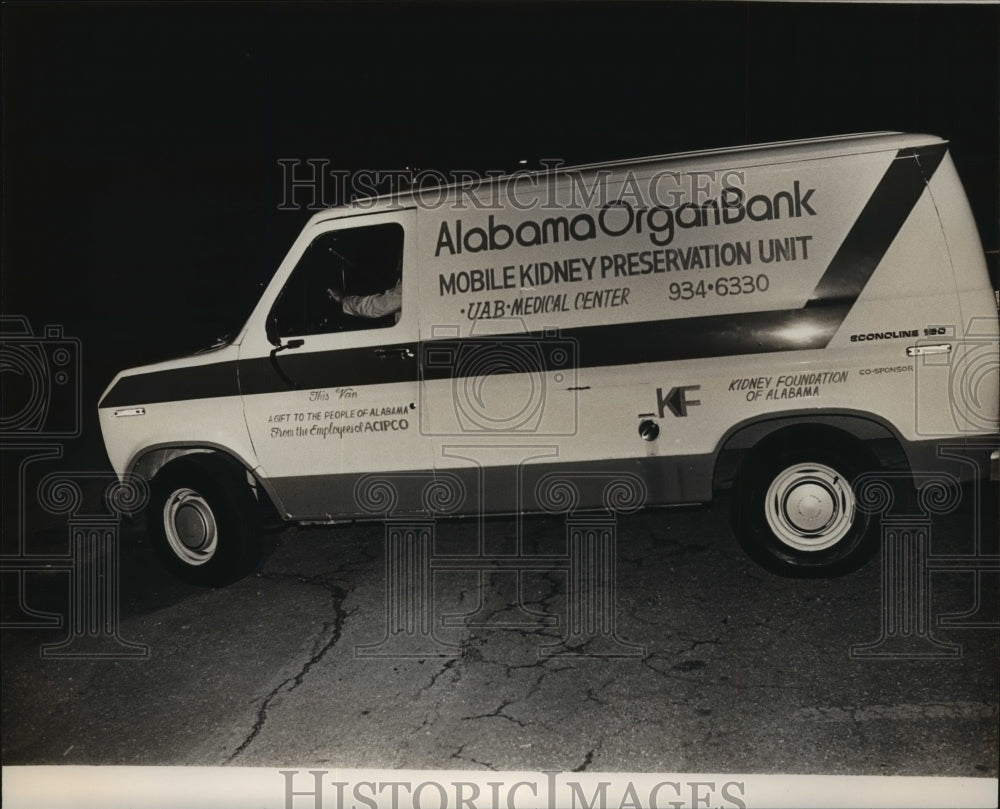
[906,344,952,357]
[375,347,415,360]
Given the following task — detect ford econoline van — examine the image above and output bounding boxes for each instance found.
[99,133,999,583]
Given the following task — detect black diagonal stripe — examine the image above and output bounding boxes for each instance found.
[233,305,850,398]
[238,346,420,396]
[100,361,240,408]
[99,144,947,408]
[418,305,850,386]
[806,143,947,308]
[103,302,848,405]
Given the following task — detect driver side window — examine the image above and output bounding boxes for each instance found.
[270,221,404,338]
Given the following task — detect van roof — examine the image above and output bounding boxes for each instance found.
[306,131,946,223]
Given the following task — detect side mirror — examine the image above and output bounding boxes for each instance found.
[275,338,304,353]
[267,313,303,354]
[265,311,280,346]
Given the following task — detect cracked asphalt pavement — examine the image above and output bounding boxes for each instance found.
[2,485,997,776]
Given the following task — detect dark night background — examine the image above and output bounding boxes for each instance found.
[3,1,998,462]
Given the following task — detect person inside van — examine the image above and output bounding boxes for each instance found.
[327,276,401,321]
[327,255,402,323]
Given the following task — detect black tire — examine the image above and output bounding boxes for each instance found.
[147,455,261,586]
[731,434,880,577]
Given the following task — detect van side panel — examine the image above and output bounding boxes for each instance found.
[922,154,1000,445]
[414,142,980,507]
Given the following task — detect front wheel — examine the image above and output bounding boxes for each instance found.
[148,455,260,585]
[732,438,879,576]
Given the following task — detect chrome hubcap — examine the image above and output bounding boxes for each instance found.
[765,463,855,552]
[163,488,218,565]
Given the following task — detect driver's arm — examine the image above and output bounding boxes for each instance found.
[338,278,402,319]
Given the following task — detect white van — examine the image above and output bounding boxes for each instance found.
[99,133,999,583]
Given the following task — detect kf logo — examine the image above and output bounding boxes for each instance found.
[656,385,701,417]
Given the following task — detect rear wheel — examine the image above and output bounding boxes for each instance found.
[732,435,879,576]
[148,455,260,585]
